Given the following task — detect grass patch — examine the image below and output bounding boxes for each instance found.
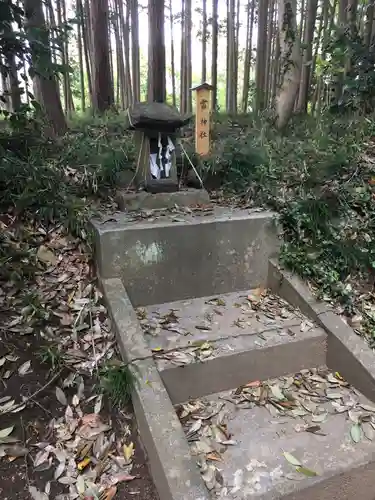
[99,362,137,408]
[38,344,64,372]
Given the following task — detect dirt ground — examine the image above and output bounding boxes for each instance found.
[0,215,158,500]
[0,333,158,500]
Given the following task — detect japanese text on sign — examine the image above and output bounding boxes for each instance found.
[200,98,208,110]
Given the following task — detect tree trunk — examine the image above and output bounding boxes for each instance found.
[107,16,114,99]
[24,0,67,136]
[113,0,126,107]
[226,0,236,113]
[265,0,276,108]
[339,0,348,24]
[0,61,11,111]
[299,0,305,43]
[255,0,269,112]
[365,1,375,48]
[22,51,30,105]
[327,0,338,39]
[211,0,218,110]
[148,0,166,102]
[56,0,67,112]
[77,0,86,111]
[234,0,240,110]
[126,3,133,104]
[310,0,325,100]
[62,0,74,114]
[4,24,22,113]
[330,0,348,104]
[79,0,93,104]
[202,0,207,82]
[346,0,358,73]
[276,0,301,129]
[271,22,280,104]
[294,0,306,111]
[130,0,140,102]
[45,0,60,99]
[169,0,177,106]
[9,60,21,112]
[180,0,186,112]
[242,0,254,112]
[91,0,114,112]
[297,0,318,112]
[316,0,336,113]
[116,0,127,106]
[185,0,192,112]
[371,11,375,53]
[121,0,133,105]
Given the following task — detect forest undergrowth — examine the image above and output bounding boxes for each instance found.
[1,110,375,496]
[0,111,137,393]
[0,112,159,499]
[1,110,375,363]
[208,112,375,345]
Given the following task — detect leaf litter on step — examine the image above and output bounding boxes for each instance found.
[139,289,310,369]
[177,367,374,495]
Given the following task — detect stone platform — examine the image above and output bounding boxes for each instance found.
[116,188,211,212]
[139,290,326,403]
[94,206,375,500]
[93,208,280,306]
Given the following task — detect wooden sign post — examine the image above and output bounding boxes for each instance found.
[191,83,214,156]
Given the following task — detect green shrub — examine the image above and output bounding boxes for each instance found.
[205,113,375,316]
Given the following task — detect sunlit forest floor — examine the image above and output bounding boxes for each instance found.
[0,110,375,498]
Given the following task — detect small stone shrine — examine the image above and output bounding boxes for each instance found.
[125,102,191,193]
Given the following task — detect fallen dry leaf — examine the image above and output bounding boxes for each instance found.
[77,457,91,471]
[29,486,48,500]
[76,475,86,494]
[0,399,16,414]
[94,394,103,414]
[350,423,362,443]
[6,444,29,457]
[186,418,202,438]
[123,442,134,462]
[113,473,136,484]
[0,426,14,439]
[18,360,31,376]
[55,387,68,406]
[81,413,102,426]
[37,245,58,265]
[206,451,223,462]
[270,384,285,401]
[244,380,261,388]
[296,466,318,477]
[201,465,217,490]
[283,452,302,467]
[363,422,374,441]
[103,486,117,500]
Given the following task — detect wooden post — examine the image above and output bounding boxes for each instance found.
[191,82,214,156]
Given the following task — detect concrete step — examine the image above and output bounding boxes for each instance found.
[102,271,375,500]
[138,290,327,404]
[92,208,280,307]
[177,368,375,500]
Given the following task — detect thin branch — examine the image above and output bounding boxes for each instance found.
[12,368,64,412]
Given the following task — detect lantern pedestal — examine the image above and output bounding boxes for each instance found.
[115,188,211,212]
